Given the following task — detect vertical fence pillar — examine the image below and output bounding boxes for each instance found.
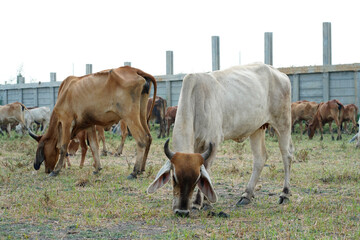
[323,22,332,66]
[124,62,131,66]
[166,51,174,75]
[212,36,220,71]
[264,32,273,65]
[86,64,92,74]
[17,75,25,84]
[355,71,360,109]
[4,90,8,104]
[322,72,330,101]
[50,87,56,109]
[50,72,56,82]
[293,74,300,101]
[33,88,38,107]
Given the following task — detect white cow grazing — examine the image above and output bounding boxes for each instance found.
[349,118,360,148]
[16,106,51,134]
[149,63,294,214]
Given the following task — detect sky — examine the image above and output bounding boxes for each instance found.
[0,0,359,84]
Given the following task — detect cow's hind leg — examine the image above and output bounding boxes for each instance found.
[126,118,151,179]
[237,128,267,206]
[115,121,128,156]
[277,129,293,204]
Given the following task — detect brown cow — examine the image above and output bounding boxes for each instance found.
[147,96,167,138]
[165,106,177,137]
[291,100,319,137]
[66,125,108,168]
[0,102,28,137]
[29,66,157,179]
[341,104,358,134]
[308,99,344,140]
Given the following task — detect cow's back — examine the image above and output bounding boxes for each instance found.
[173,63,291,152]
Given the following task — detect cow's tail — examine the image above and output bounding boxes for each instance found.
[335,99,344,123]
[137,70,157,123]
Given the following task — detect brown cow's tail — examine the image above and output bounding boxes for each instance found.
[137,70,157,123]
[335,100,345,123]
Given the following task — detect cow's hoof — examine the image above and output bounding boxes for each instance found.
[48,171,59,177]
[236,197,251,206]
[279,196,290,204]
[127,173,137,180]
[201,203,213,211]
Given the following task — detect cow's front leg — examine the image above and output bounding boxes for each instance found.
[87,126,102,174]
[49,144,67,177]
[193,142,217,210]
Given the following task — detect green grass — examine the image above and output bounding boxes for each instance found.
[0,125,359,239]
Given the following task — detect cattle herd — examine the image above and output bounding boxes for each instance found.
[1,63,359,217]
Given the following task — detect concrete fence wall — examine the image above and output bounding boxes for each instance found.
[1,22,359,110]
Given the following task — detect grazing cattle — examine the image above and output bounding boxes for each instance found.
[349,118,360,148]
[291,100,319,137]
[29,66,157,179]
[66,125,108,168]
[0,102,28,137]
[308,99,344,140]
[147,63,294,216]
[165,106,178,137]
[16,106,51,134]
[147,96,167,138]
[341,104,358,134]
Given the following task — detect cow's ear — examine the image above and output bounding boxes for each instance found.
[147,160,171,194]
[198,165,217,203]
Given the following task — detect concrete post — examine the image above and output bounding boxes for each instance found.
[323,22,332,66]
[212,36,220,71]
[322,72,330,101]
[293,74,300,101]
[17,75,25,84]
[33,88,38,107]
[50,72,56,82]
[264,32,273,65]
[166,51,174,75]
[124,62,131,66]
[355,71,360,109]
[86,64,92,74]
[166,80,172,106]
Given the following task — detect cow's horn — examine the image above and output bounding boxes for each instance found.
[28,129,42,142]
[164,138,175,160]
[201,142,213,161]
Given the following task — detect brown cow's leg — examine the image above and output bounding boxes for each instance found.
[98,127,107,156]
[237,129,267,206]
[79,134,88,168]
[50,122,71,176]
[335,119,342,140]
[87,126,101,173]
[126,118,151,178]
[6,123,11,138]
[115,120,128,156]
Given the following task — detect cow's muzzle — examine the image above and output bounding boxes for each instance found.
[174,209,190,217]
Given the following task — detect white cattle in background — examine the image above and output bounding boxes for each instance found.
[16,106,51,134]
[349,118,360,148]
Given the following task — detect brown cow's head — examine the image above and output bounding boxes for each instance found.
[29,130,59,173]
[307,120,317,139]
[147,139,217,217]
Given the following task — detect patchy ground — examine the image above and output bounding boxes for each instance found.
[1,127,360,239]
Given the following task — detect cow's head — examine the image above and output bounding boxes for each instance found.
[307,121,316,139]
[29,130,59,173]
[147,139,217,217]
